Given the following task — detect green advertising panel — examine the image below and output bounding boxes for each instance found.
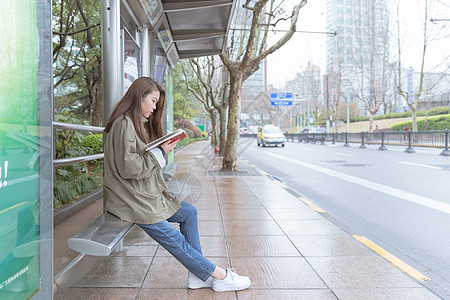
[0,1,41,299]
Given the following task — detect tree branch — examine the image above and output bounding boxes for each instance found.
[254,0,307,63]
[75,0,96,48]
[53,23,100,36]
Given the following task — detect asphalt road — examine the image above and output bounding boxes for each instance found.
[239,137,450,298]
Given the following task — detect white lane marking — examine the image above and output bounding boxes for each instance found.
[260,150,450,215]
[398,161,442,170]
[334,152,354,157]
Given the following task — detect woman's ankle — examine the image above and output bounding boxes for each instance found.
[211,266,227,280]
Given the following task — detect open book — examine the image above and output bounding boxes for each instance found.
[145,129,187,151]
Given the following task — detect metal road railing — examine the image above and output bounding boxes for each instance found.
[53,122,105,166]
[243,129,450,156]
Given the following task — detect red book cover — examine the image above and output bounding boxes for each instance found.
[145,129,187,151]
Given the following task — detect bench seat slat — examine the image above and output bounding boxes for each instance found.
[67,212,134,256]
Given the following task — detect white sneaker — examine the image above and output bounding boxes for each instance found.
[187,272,213,289]
[212,268,251,292]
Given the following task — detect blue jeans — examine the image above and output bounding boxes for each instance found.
[137,202,216,281]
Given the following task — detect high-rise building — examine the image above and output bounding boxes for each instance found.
[325,0,389,114]
[242,60,266,99]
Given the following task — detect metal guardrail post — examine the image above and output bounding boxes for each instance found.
[378,130,387,151]
[343,132,350,147]
[321,132,325,145]
[360,131,367,149]
[405,131,415,153]
[332,132,335,145]
[440,128,450,156]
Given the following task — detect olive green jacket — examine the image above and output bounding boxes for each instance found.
[103,116,181,224]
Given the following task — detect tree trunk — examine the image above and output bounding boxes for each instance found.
[209,110,218,146]
[218,106,227,155]
[412,108,418,132]
[221,73,243,171]
[91,83,102,126]
[369,113,374,133]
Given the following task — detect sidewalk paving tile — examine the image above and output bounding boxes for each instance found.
[56,288,139,300]
[198,220,224,236]
[267,208,325,220]
[306,256,424,289]
[73,256,152,288]
[138,288,236,300]
[223,220,285,236]
[289,234,372,257]
[278,219,348,235]
[333,288,443,300]
[226,235,301,257]
[237,289,338,300]
[221,208,273,220]
[156,236,228,257]
[54,141,442,299]
[230,257,327,289]
[141,256,229,289]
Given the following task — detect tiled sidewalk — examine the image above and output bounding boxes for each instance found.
[54,141,441,299]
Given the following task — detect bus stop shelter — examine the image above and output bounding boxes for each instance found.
[0,0,235,298]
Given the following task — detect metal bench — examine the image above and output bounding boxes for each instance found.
[54,212,134,293]
[66,164,177,256]
[54,165,186,293]
[67,212,134,256]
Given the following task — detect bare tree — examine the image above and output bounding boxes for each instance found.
[395,0,448,131]
[345,0,391,133]
[181,57,229,152]
[219,0,308,171]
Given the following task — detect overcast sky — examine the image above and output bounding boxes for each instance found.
[265,0,450,89]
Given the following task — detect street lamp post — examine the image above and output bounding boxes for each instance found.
[342,81,352,135]
[346,90,350,134]
[293,96,307,133]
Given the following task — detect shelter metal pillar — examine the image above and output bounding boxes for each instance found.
[141,27,151,77]
[102,0,122,122]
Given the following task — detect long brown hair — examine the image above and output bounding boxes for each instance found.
[104,77,166,143]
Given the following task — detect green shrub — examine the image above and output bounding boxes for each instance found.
[53,163,101,208]
[350,106,450,123]
[53,112,103,208]
[82,134,103,154]
[390,115,450,131]
[175,136,208,149]
[54,111,90,159]
[427,107,450,116]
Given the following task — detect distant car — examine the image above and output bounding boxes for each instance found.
[257,125,285,147]
[239,127,248,135]
[300,126,324,141]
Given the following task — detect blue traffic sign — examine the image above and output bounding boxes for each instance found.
[271,100,293,106]
[270,92,293,106]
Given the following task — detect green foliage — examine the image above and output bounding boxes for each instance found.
[53,113,103,208]
[52,0,102,122]
[390,115,450,131]
[82,134,103,154]
[54,166,100,208]
[55,111,90,159]
[426,106,450,115]
[201,131,209,137]
[175,136,209,148]
[350,106,450,123]
[173,61,205,121]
